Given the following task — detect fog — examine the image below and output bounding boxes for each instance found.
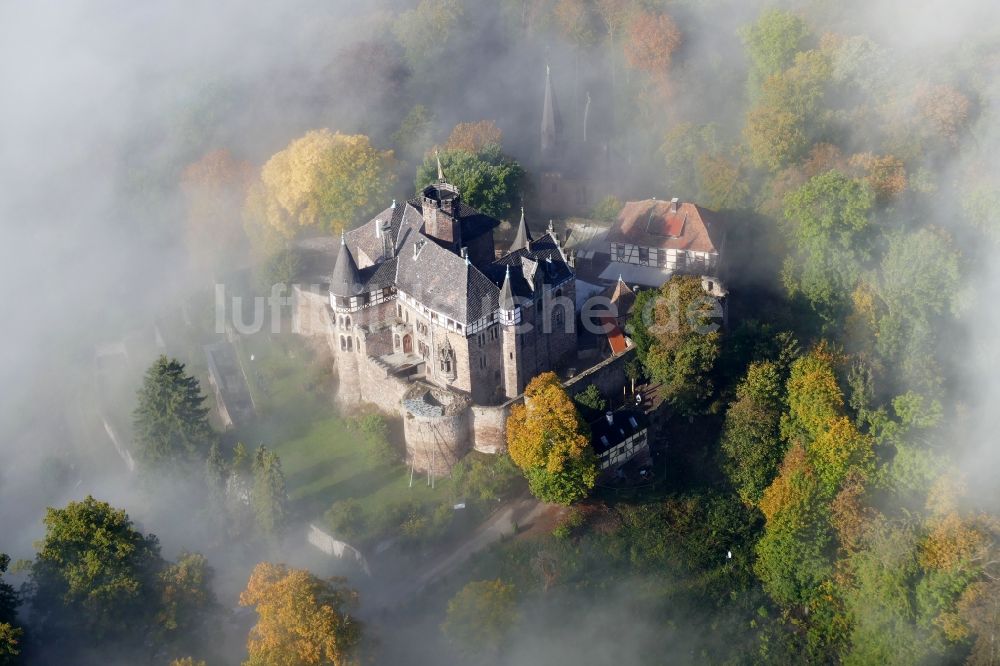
[2,0,1000,664]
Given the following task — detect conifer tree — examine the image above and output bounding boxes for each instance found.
[252,446,288,540]
[133,356,214,470]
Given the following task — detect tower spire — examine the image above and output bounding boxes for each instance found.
[436,149,444,181]
[541,63,561,164]
[509,207,534,253]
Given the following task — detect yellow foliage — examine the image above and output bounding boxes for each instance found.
[254,129,395,238]
[782,343,845,441]
[920,511,987,572]
[759,443,812,522]
[444,120,502,153]
[809,416,874,492]
[239,562,361,666]
[506,372,590,475]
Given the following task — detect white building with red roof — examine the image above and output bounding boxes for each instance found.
[601,197,725,288]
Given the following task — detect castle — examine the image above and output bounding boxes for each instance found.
[294,166,623,476]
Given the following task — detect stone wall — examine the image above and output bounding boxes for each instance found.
[470,403,509,454]
[564,345,635,401]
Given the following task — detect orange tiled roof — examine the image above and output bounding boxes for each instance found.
[606,199,722,254]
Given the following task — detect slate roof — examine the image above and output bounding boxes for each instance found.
[509,209,534,252]
[330,235,363,296]
[591,409,648,455]
[332,186,574,325]
[607,199,723,254]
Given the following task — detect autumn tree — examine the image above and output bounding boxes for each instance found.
[755,444,833,608]
[915,83,971,146]
[441,579,518,657]
[181,149,254,280]
[249,130,395,239]
[634,275,722,416]
[781,170,874,321]
[239,562,362,666]
[623,11,681,92]
[553,0,599,49]
[506,372,597,505]
[133,356,215,470]
[744,49,832,171]
[443,120,502,154]
[415,145,524,220]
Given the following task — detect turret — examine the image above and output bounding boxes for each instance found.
[330,232,362,300]
[509,207,533,253]
[499,265,521,326]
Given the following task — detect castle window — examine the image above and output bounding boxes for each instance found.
[340,336,346,351]
[479,356,486,369]
[345,316,352,328]
[396,304,402,318]
[394,334,401,349]
[356,337,360,350]
[346,337,353,352]
[338,316,344,327]
[509,352,513,360]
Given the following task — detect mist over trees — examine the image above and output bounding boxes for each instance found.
[2,0,1000,664]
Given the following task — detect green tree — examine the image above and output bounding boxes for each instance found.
[740,9,811,97]
[28,497,163,645]
[325,500,367,542]
[591,194,622,222]
[875,228,960,395]
[781,171,874,321]
[441,579,518,657]
[133,356,215,470]
[156,552,216,644]
[637,275,722,416]
[252,446,288,541]
[451,453,521,502]
[506,373,597,505]
[0,554,21,666]
[415,145,524,220]
[573,384,607,420]
[721,361,786,507]
[393,0,465,76]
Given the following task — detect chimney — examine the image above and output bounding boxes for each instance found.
[670,197,679,213]
[605,411,614,426]
[381,219,393,258]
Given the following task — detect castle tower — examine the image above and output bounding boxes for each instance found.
[541,64,561,166]
[421,181,462,251]
[329,231,362,309]
[500,265,523,399]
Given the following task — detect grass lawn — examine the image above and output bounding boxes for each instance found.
[227,327,451,539]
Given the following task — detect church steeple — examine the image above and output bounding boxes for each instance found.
[509,207,533,253]
[541,64,561,165]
